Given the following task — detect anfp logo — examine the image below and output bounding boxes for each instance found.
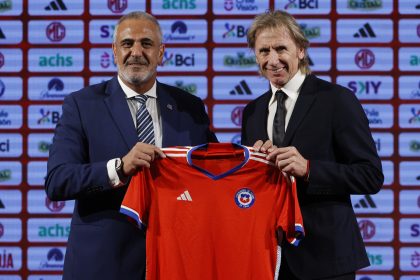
[231,106,244,126]
[108,0,127,13]
[358,219,376,240]
[355,49,375,69]
[46,22,66,42]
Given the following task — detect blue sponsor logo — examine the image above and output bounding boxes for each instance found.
[163,21,195,41]
[40,248,64,269]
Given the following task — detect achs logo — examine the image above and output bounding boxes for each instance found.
[0,0,12,12]
[174,80,197,95]
[40,248,64,269]
[38,54,73,67]
[223,52,256,67]
[45,197,65,212]
[40,78,66,99]
[347,0,382,10]
[355,49,375,69]
[46,22,66,42]
[300,24,321,39]
[358,219,376,240]
[164,21,195,42]
[410,54,420,67]
[0,79,5,97]
[231,105,244,126]
[235,188,255,208]
[108,0,127,13]
[408,108,420,124]
[163,0,196,9]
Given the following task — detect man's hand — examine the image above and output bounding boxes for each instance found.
[267,146,308,178]
[121,143,166,176]
[252,140,277,153]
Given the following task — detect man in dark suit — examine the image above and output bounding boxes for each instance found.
[241,10,384,280]
[45,12,216,280]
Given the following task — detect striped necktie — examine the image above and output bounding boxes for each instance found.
[134,94,155,145]
[272,90,287,147]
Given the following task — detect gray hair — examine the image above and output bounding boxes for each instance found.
[247,10,311,74]
[113,11,163,44]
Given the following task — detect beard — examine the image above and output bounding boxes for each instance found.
[118,57,155,86]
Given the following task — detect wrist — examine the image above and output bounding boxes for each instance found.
[115,157,127,183]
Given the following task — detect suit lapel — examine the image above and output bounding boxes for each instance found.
[157,82,180,147]
[104,77,138,150]
[283,74,318,145]
[253,91,271,142]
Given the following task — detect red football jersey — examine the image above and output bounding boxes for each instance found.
[120,143,304,280]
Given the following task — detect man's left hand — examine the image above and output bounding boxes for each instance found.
[266,146,308,178]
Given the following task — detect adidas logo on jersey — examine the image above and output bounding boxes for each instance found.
[177,190,192,202]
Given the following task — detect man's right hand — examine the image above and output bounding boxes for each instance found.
[121,143,166,176]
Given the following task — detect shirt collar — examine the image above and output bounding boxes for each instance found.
[117,75,157,99]
[269,70,306,104]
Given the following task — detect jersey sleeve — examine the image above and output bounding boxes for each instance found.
[276,174,305,246]
[120,169,150,230]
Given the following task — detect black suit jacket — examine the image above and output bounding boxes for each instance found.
[241,74,383,279]
[45,77,217,280]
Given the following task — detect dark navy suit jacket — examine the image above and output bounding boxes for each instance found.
[241,74,383,279]
[45,77,217,280]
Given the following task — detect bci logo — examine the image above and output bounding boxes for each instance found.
[161,52,195,66]
[0,139,9,152]
[285,0,319,9]
[348,81,381,95]
[223,23,248,38]
[37,109,60,125]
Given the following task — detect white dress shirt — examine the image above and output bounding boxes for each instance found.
[108,76,163,187]
[267,70,306,142]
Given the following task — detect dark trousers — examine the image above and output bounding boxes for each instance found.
[279,258,356,280]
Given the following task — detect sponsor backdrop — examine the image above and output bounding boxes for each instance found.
[0,0,419,279]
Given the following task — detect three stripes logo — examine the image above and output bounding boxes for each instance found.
[353,23,376,38]
[44,0,67,11]
[177,190,192,202]
[354,195,377,208]
[230,80,252,95]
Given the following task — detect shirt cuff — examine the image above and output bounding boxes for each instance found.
[107,158,124,188]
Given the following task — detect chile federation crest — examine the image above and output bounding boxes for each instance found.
[235,188,255,209]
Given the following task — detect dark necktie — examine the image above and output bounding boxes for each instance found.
[134,94,155,145]
[272,90,287,147]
